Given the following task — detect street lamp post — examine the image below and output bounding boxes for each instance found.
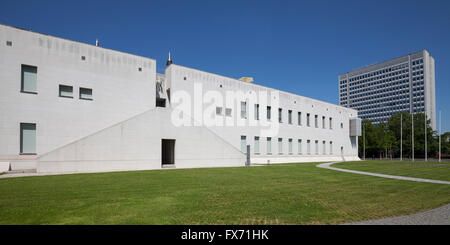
[425,114,427,162]
[400,113,403,161]
[412,113,414,162]
[363,123,365,160]
[439,110,442,162]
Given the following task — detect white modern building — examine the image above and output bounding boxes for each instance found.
[0,24,360,174]
[339,50,436,130]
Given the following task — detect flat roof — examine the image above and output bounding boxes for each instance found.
[169,64,356,113]
[339,49,428,77]
[0,23,156,62]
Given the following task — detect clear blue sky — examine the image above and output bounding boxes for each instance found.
[1,0,449,132]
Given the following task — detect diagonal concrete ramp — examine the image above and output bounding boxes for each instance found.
[37,108,245,173]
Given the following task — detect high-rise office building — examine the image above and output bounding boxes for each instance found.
[338,50,436,130]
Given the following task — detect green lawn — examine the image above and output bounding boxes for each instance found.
[334,160,450,181]
[0,161,449,225]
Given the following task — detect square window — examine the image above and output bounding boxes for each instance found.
[59,85,73,98]
[79,87,93,100]
[225,108,232,117]
[216,107,223,115]
[6,41,12,46]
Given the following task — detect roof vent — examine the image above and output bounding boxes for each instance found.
[238,77,254,83]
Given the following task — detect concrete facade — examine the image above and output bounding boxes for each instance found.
[0,24,360,174]
[339,50,436,130]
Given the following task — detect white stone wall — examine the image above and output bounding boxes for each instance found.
[0,25,156,169]
[166,64,359,163]
[1,24,360,174]
[37,108,245,173]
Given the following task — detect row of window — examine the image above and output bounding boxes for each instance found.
[59,85,93,100]
[20,64,93,100]
[348,67,409,84]
[349,75,409,93]
[347,62,412,83]
[351,89,410,105]
[349,80,410,99]
[217,103,337,130]
[240,136,335,155]
[340,61,417,87]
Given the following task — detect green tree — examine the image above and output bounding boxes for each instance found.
[386,112,436,158]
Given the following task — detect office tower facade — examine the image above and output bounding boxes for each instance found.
[338,50,436,130]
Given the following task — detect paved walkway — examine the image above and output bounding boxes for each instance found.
[344,204,450,225]
[316,162,450,185]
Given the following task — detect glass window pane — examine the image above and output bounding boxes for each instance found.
[80,88,93,100]
[254,136,259,154]
[241,135,246,153]
[59,85,73,97]
[278,138,282,154]
[21,65,37,92]
[267,137,271,154]
[20,123,36,154]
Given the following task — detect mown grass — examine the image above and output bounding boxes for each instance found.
[0,161,449,224]
[334,160,450,181]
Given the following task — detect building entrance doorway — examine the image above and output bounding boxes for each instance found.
[162,139,175,166]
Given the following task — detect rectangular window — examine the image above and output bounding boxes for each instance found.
[315,115,318,128]
[79,87,93,100]
[330,141,333,155]
[298,112,302,126]
[267,106,271,120]
[322,141,326,155]
[241,101,247,119]
[329,118,333,129]
[278,108,282,123]
[288,110,292,124]
[21,65,37,93]
[278,138,283,154]
[255,104,259,120]
[315,140,319,155]
[216,106,223,115]
[20,123,36,154]
[225,108,232,117]
[307,113,310,127]
[267,137,272,154]
[241,135,247,153]
[307,140,311,154]
[254,136,260,154]
[59,85,73,98]
[322,116,326,129]
[298,139,302,154]
[288,138,293,154]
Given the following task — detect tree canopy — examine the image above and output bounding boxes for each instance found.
[358,112,443,159]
